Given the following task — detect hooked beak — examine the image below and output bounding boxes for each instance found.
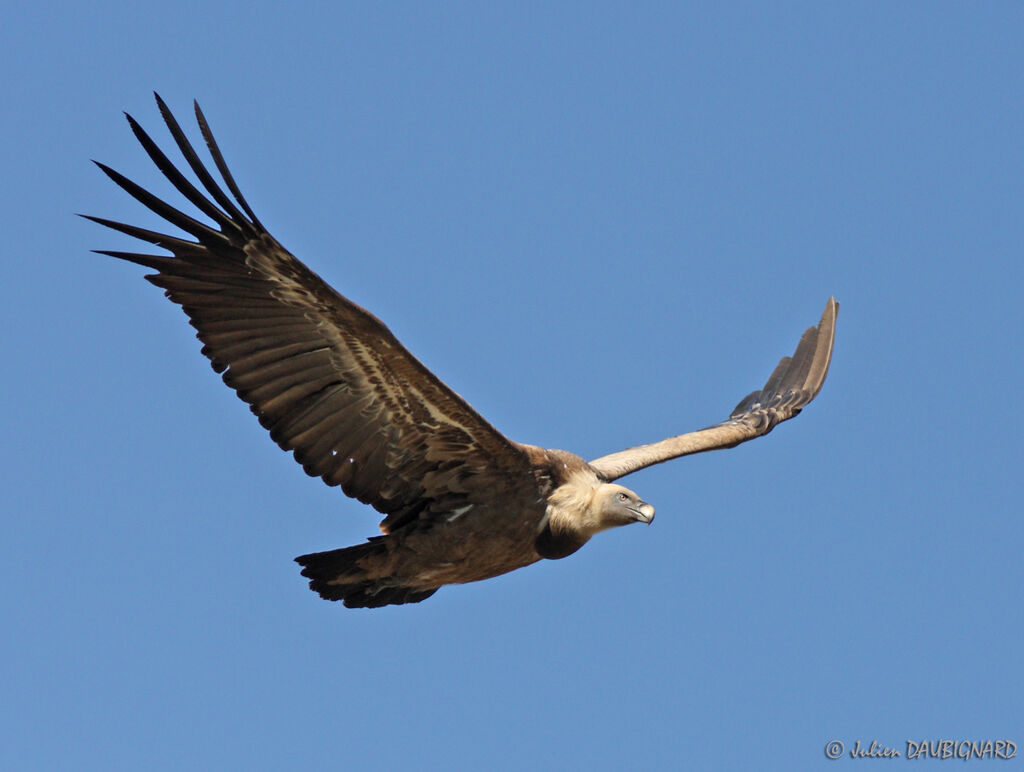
[630,501,655,524]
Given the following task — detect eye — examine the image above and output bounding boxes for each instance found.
[617,492,628,502]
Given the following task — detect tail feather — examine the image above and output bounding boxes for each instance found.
[295,538,439,609]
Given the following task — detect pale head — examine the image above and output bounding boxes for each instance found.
[536,477,656,560]
[589,482,655,532]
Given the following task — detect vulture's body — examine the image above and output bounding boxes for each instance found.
[88,96,838,608]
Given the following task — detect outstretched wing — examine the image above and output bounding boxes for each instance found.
[588,297,837,481]
[85,94,537,533]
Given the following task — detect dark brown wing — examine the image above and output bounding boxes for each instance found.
[588,297,837,481]
[85,94,538,532]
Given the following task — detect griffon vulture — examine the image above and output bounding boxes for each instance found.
[86,95,838,609]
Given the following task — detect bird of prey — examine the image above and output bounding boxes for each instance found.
[86,95,838,609]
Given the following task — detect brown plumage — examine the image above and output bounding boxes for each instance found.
[87,95,838,609]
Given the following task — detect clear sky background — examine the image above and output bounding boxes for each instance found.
[3,3,1021,770]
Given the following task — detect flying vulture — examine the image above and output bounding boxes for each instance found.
[86,95,838,609]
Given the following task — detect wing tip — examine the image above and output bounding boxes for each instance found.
[809,295,839,397]
[822,296,839,336]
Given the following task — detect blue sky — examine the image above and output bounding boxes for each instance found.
[3,2,1022,769]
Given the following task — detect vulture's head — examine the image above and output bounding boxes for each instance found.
[536,479,655,560]
[591,483,655,530]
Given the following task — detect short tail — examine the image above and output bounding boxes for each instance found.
[294,538,439,609]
